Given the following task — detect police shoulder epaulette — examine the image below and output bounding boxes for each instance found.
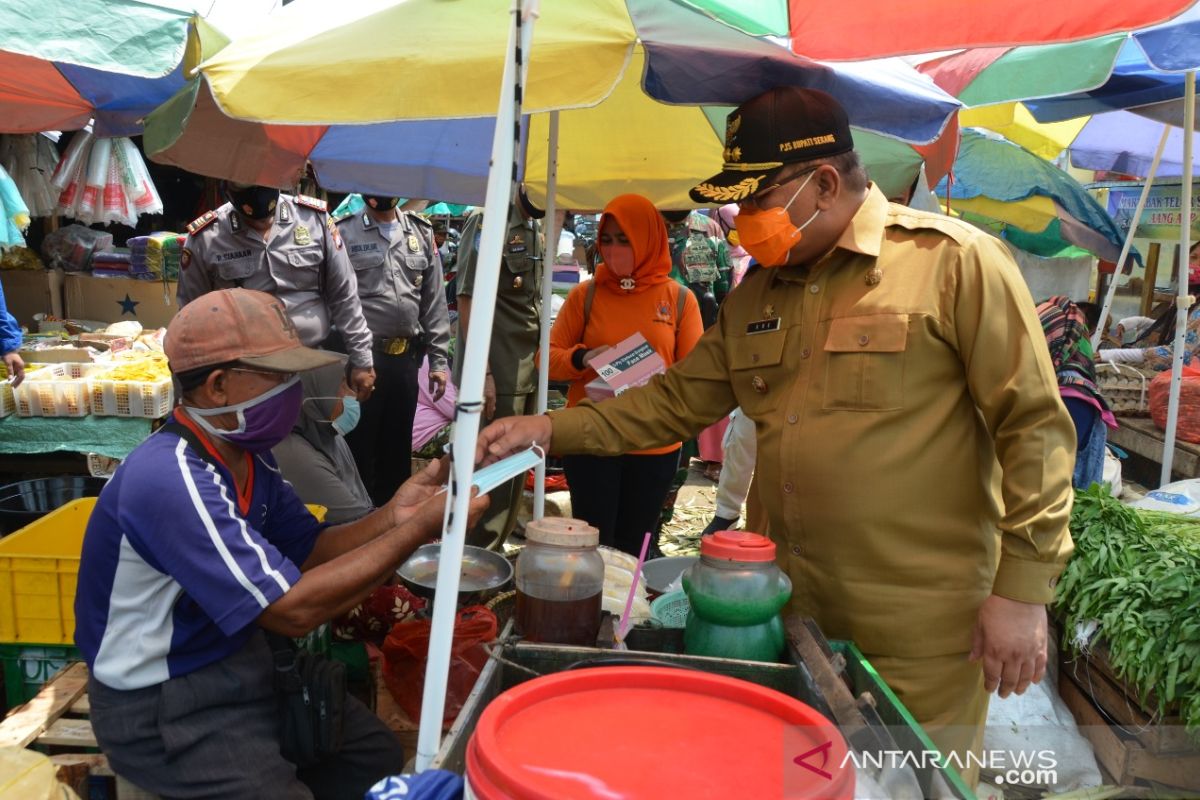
[186,210,218,235]
[332,210,354,224]
[408,213,433,228]
[294,194,328,212]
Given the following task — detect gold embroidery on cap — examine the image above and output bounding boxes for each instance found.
[694,175,765,202]
[724,145,743,163]
[725,115,741,142]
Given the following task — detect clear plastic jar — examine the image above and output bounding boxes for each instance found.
[515,518,605,646]
[682,531,792,662]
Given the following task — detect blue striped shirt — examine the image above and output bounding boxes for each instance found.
[75,414,321,689]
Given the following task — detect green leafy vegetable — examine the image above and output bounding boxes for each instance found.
[1056,486,1200,735]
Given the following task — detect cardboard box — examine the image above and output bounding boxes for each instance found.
[584,332,666,402]
[64,274,178,330]
[0,269,64,328]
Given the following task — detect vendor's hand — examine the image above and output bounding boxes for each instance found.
[969,595,1047,698]
[349,366,376,402]
[3,351,25,388]
[477,415,552,466]
[429,370,448,402]
[388,457,488,536]
[583,346,612,366]
[483,373,497,421]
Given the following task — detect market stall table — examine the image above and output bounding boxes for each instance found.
[1108,414,1200,482]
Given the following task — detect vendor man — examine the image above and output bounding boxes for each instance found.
[75,288,486,799]
[178,183,377,401]
[477,88,1076,785]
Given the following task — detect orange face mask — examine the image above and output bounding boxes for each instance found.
[735,170,820,267]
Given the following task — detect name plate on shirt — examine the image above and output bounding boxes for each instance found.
[746,318,782,335]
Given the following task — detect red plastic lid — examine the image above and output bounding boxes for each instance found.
[466,666,853,800]
[700,530,777,562]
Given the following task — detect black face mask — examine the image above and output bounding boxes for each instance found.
[225,184,280,220]
[362,195,400,211]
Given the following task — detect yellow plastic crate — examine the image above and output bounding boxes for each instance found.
[0,499,329,646]
[0,497,95,645]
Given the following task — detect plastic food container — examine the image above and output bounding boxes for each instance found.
[465,666,853,799]
[682,530,792,662]
[515,518,604,646]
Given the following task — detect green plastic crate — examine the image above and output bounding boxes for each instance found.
[0,642,81,712]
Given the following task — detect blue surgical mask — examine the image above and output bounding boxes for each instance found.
[333,396,361,436]
[471,447,544,496]
[303,394,362,436]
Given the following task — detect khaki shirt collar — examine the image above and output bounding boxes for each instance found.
[770,183,888,284]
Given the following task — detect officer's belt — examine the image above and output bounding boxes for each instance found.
[373,336,411,355]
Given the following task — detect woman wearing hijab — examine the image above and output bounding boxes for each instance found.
[272,356,374,524]
[1037,296,1116,489]
[548,194,703,555]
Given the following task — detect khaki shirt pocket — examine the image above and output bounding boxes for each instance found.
[729,329,789,417]
[215,257,256,283]
[822,313,908,411]
[276,247,323,292]
[350,251,388,297]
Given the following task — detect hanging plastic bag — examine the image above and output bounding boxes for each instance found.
[0,135,60,218]
[381,605,498,729]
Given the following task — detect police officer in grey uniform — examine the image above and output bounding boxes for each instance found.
[455,187,544,549]
[178,183,377,400]
[335,194,452,505]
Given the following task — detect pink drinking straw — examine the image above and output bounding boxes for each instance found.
[617,531,652,644]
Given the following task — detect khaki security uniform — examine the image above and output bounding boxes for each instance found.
[548,186,1076,781]
[456,206,543,547]
[178,194,374,368]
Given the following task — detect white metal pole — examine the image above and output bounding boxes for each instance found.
[414,0,536,771]
[533,111,560,520]
[1091,127,1171,350]
[1160,70,1196,487]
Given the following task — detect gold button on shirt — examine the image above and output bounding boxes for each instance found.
[550,185,1075,660]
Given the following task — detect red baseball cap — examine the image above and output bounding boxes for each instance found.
[165,288,341,374]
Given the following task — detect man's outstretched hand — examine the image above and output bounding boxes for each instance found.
[476,415,553,466]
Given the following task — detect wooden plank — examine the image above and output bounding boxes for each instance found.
[37,716,98,748]
[49,753,113,777]
[1141,243,1161,316]
[54,758,92,799]
[1058,669,1136,785]
[1059,668,1200,791]
[70,694,90,716]
[1128,745,1200,791]
[0,662,89,748]
[1061,656,1195,755]
[1109,415,1200,479]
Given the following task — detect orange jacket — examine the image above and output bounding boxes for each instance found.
[549,279,702,455]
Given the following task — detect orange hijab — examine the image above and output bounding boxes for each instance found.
[595,194,673,294]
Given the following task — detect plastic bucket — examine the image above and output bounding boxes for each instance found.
[465,666,854,799]
[0,478,107,537]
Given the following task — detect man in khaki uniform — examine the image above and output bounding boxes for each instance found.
[456,190,543,548]
[477,89,1076,786]
[335,194,451,505]
[179,183,376,399]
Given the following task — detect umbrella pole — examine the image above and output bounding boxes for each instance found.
[413,0,536,772]
[533,111,560,520]
[1091,128,1170,350]
[1160,70,1196,487]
